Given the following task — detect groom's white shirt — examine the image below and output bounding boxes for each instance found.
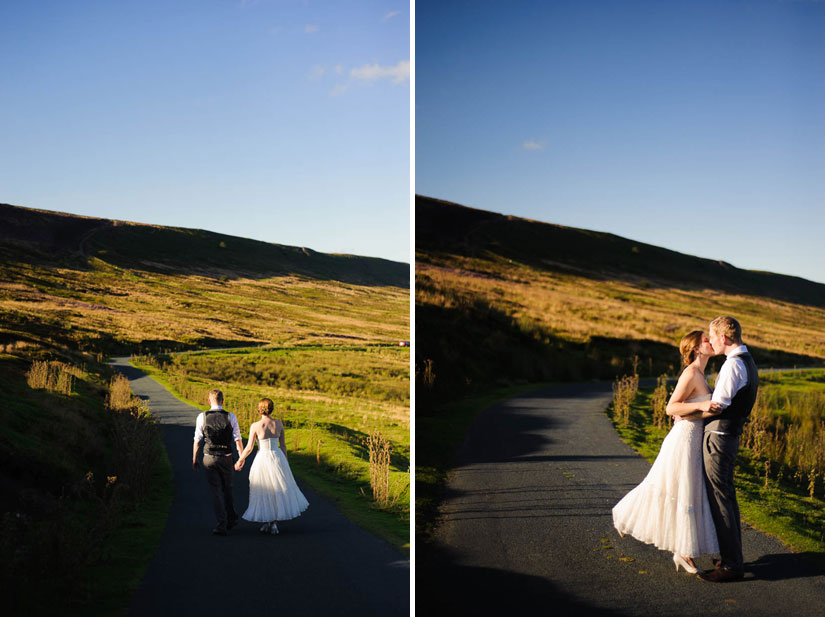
[708,345,750,435]
[711,345,750,409]
[194,405,242,451]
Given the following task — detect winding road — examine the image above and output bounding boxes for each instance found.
[418,382,825,617]
[110,357,409,617]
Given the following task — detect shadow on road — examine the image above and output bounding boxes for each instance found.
[112,361,148,381]
[455,410,565,465]
[747,552,825,581]
[417,541,629,617]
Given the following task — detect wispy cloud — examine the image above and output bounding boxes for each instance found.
[383,10,401,21]
[330,83,350,97]
[308,65,326,80]
[305,24,319,34]
[350,60,410,85]
[523,140,546,151]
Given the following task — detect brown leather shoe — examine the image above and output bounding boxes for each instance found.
[697,566,744,583]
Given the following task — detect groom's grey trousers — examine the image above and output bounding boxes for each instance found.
[702,431,743,572]
[203,454,237,530]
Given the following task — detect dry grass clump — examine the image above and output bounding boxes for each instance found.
[650,374,671,430]
[26,360,78,395]
[743,384,825,497]
[364,429,411,510]
[367,430,391,506]
[106,373,134,411]
[613,372,640,425]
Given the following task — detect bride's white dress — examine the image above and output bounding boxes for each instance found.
[612,393,719,557]
[242,437,309,522]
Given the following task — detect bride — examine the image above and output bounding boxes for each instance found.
[235,398,309,534]
[612,330,722,573]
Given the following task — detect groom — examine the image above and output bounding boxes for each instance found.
[699,316,758,582]
[192,389,245,535]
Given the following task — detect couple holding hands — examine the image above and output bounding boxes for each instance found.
[192,389,309,536]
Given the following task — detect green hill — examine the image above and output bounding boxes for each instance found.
[1,202,408,286]
[0,202,409,355]
[416,194,825,404]
[417,195,825,309]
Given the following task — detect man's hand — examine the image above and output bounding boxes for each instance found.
[235,459,245,471]
[192,459,200,471]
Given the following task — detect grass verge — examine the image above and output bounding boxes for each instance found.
[81,447,174,616]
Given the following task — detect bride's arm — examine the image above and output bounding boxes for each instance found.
[279,420,287,457]
[666,371,720,418]
[237,423,258,465]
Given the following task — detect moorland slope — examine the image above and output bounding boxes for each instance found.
[416,194,825,405]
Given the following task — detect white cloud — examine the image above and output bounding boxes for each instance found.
[305,24,319,33]
[309,65,326,80]
[334,64,344,75]
[523,140,546,151]
[383,10,401,21]
[330,83,350,97]
[350,60,410,85]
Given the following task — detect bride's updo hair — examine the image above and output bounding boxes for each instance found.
[257,398,274,416]
[680,330,705,367]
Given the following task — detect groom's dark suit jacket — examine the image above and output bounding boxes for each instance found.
[704,352,758,436]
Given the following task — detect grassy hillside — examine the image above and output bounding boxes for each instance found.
[415,194,825,536]
[416,195,825,405]
[0,202,410,612]
[0,202,409,355]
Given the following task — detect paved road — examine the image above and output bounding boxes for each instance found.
[418,382,825,617]
[110,358,409,617]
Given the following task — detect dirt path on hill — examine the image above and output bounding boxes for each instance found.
[110,357,408,617]
[418,382,825,617]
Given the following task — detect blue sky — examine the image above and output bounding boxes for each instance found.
[0,0,410,263]
[416,0,825,284]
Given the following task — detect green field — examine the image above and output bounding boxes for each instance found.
[132,344,410,552]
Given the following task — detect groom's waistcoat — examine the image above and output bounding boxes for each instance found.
[203,410,233,456]
[704,352,758,436]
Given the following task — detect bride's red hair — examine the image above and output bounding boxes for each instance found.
[257,398,274,416]
[679,330,704,367]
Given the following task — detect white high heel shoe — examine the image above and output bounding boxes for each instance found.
[269,522,279,535]
[673,554,700,574]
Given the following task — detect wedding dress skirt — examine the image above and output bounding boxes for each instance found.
[612,395,719,557]
[242,438,309,522]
